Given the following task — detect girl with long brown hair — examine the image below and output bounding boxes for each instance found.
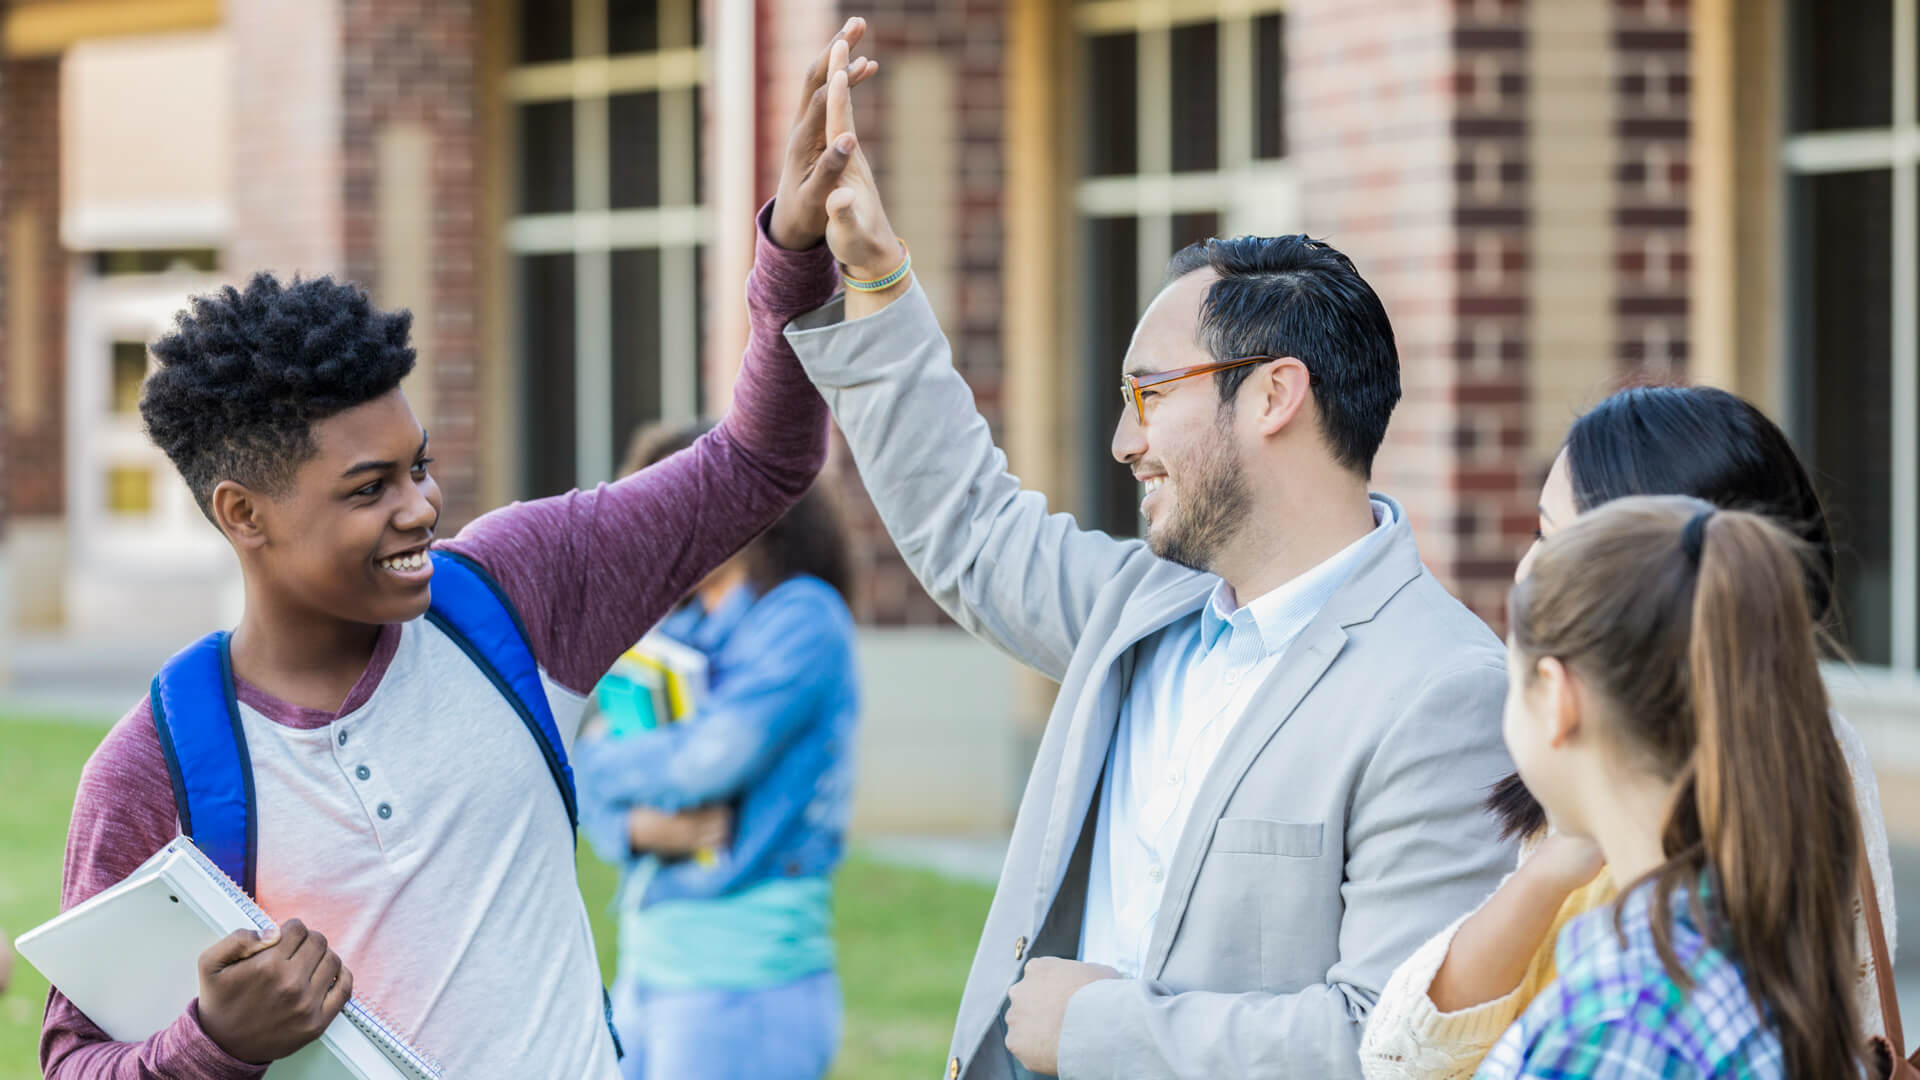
[1472,496,1861,1079]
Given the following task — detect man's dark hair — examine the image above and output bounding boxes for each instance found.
[141,272,416,519]
[1165,235,1400,477]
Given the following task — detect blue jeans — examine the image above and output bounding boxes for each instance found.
[612,970,842,1080]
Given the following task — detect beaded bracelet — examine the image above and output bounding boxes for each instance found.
[843,240,911,292]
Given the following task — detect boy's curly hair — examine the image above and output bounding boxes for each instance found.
[141,272,416,520]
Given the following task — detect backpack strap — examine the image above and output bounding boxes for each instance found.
[149,631,258,895]
[427,550,617,1057]
[425,549,579,831]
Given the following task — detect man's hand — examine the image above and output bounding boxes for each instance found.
[627,804,733,856]
[769,18,880,251]
[817,37,904,283]
[0,931,12,996]
[196,919,353,1065]
[1004,957,1121,1076]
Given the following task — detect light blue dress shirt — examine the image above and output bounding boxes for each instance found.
[1080,499,1396,977]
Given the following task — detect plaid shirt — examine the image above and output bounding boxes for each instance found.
[1475,883,1786,1079]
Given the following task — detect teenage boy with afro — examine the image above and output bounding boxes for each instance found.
[37,33,869,1074]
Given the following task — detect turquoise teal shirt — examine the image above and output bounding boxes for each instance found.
[617,874,835,991]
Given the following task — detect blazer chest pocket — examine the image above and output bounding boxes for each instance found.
[1211,817,1323,858]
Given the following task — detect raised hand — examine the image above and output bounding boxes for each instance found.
[818,38,903,283]
[769,18,880,251]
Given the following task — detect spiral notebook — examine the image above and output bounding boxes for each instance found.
[15,837,443,1080]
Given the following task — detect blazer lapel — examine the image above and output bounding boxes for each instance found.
[1141,505,1428,978]
[1138,619,1347,978]
[1031,572,1216,924]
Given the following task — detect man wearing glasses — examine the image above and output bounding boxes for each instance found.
[755,22,1515,1079]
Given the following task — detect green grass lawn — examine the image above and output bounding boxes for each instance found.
[0,712,992,1079]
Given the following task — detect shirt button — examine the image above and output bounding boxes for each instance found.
[1013,935,1027,961]
[355,765,371,781]
[948,1056,960,1079]
[337,730,349,747]
[377,802,393,820]
[1148,864,1164,883]
[1166,771,1181,787]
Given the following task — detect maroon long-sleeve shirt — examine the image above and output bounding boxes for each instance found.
[40,208,838,1079]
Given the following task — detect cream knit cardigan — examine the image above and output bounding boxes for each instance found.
[1357,712,1898,1080]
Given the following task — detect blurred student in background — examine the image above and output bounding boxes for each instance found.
[1468,496,1864,1078]
[575,422,861,1080]
[1361,385,1895,1079]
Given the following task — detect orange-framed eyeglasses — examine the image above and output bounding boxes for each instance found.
[1120,355,1282,425]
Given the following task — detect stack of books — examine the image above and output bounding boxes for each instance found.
[594,629,720,868]
[596,630,710,738]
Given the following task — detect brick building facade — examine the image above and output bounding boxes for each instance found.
[2,0,1918,756]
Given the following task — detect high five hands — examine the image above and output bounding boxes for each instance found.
[769,18,906,290]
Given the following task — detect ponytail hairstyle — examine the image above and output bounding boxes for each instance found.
[1507,496,1862,1079]
[620,421,855,602]
[1490,385,1839,841]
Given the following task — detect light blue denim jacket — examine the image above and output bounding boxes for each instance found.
[574,574,859,906]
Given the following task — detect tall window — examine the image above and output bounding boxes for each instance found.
[1784,0,1914,669]
[510,0,706,496]
[1074,0,1293,537]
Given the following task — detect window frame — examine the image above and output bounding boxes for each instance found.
[1071,0,1297,537]
[507,0,707,493]
[1781,0,1920,675]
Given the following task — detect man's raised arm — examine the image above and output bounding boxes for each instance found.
[753,31,1145,681]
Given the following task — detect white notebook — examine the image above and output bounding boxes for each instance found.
[15,837,442,1080]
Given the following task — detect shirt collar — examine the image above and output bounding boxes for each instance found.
[1200,498,1396,658]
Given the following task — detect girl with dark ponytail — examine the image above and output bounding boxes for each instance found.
[1361,385,1895,1080]
[1476,496,1862,1079]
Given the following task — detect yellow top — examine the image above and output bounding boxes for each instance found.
[1357,858,1614,1080]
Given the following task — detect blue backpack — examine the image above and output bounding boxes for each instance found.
[148,548,619,1056]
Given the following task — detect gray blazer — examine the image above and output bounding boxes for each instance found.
[785,285,1517,1080]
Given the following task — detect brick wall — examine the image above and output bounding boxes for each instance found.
[3,58,66,520]
[1448,1,1536,623]
[340,0,484,528]
[1291,0,1534,628]
[227,0,346,278]
[830,0,1003,627]
[1613,0,1690,380]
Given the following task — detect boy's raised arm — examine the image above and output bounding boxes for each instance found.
[444,24,879,696]
[444,221,837,696]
